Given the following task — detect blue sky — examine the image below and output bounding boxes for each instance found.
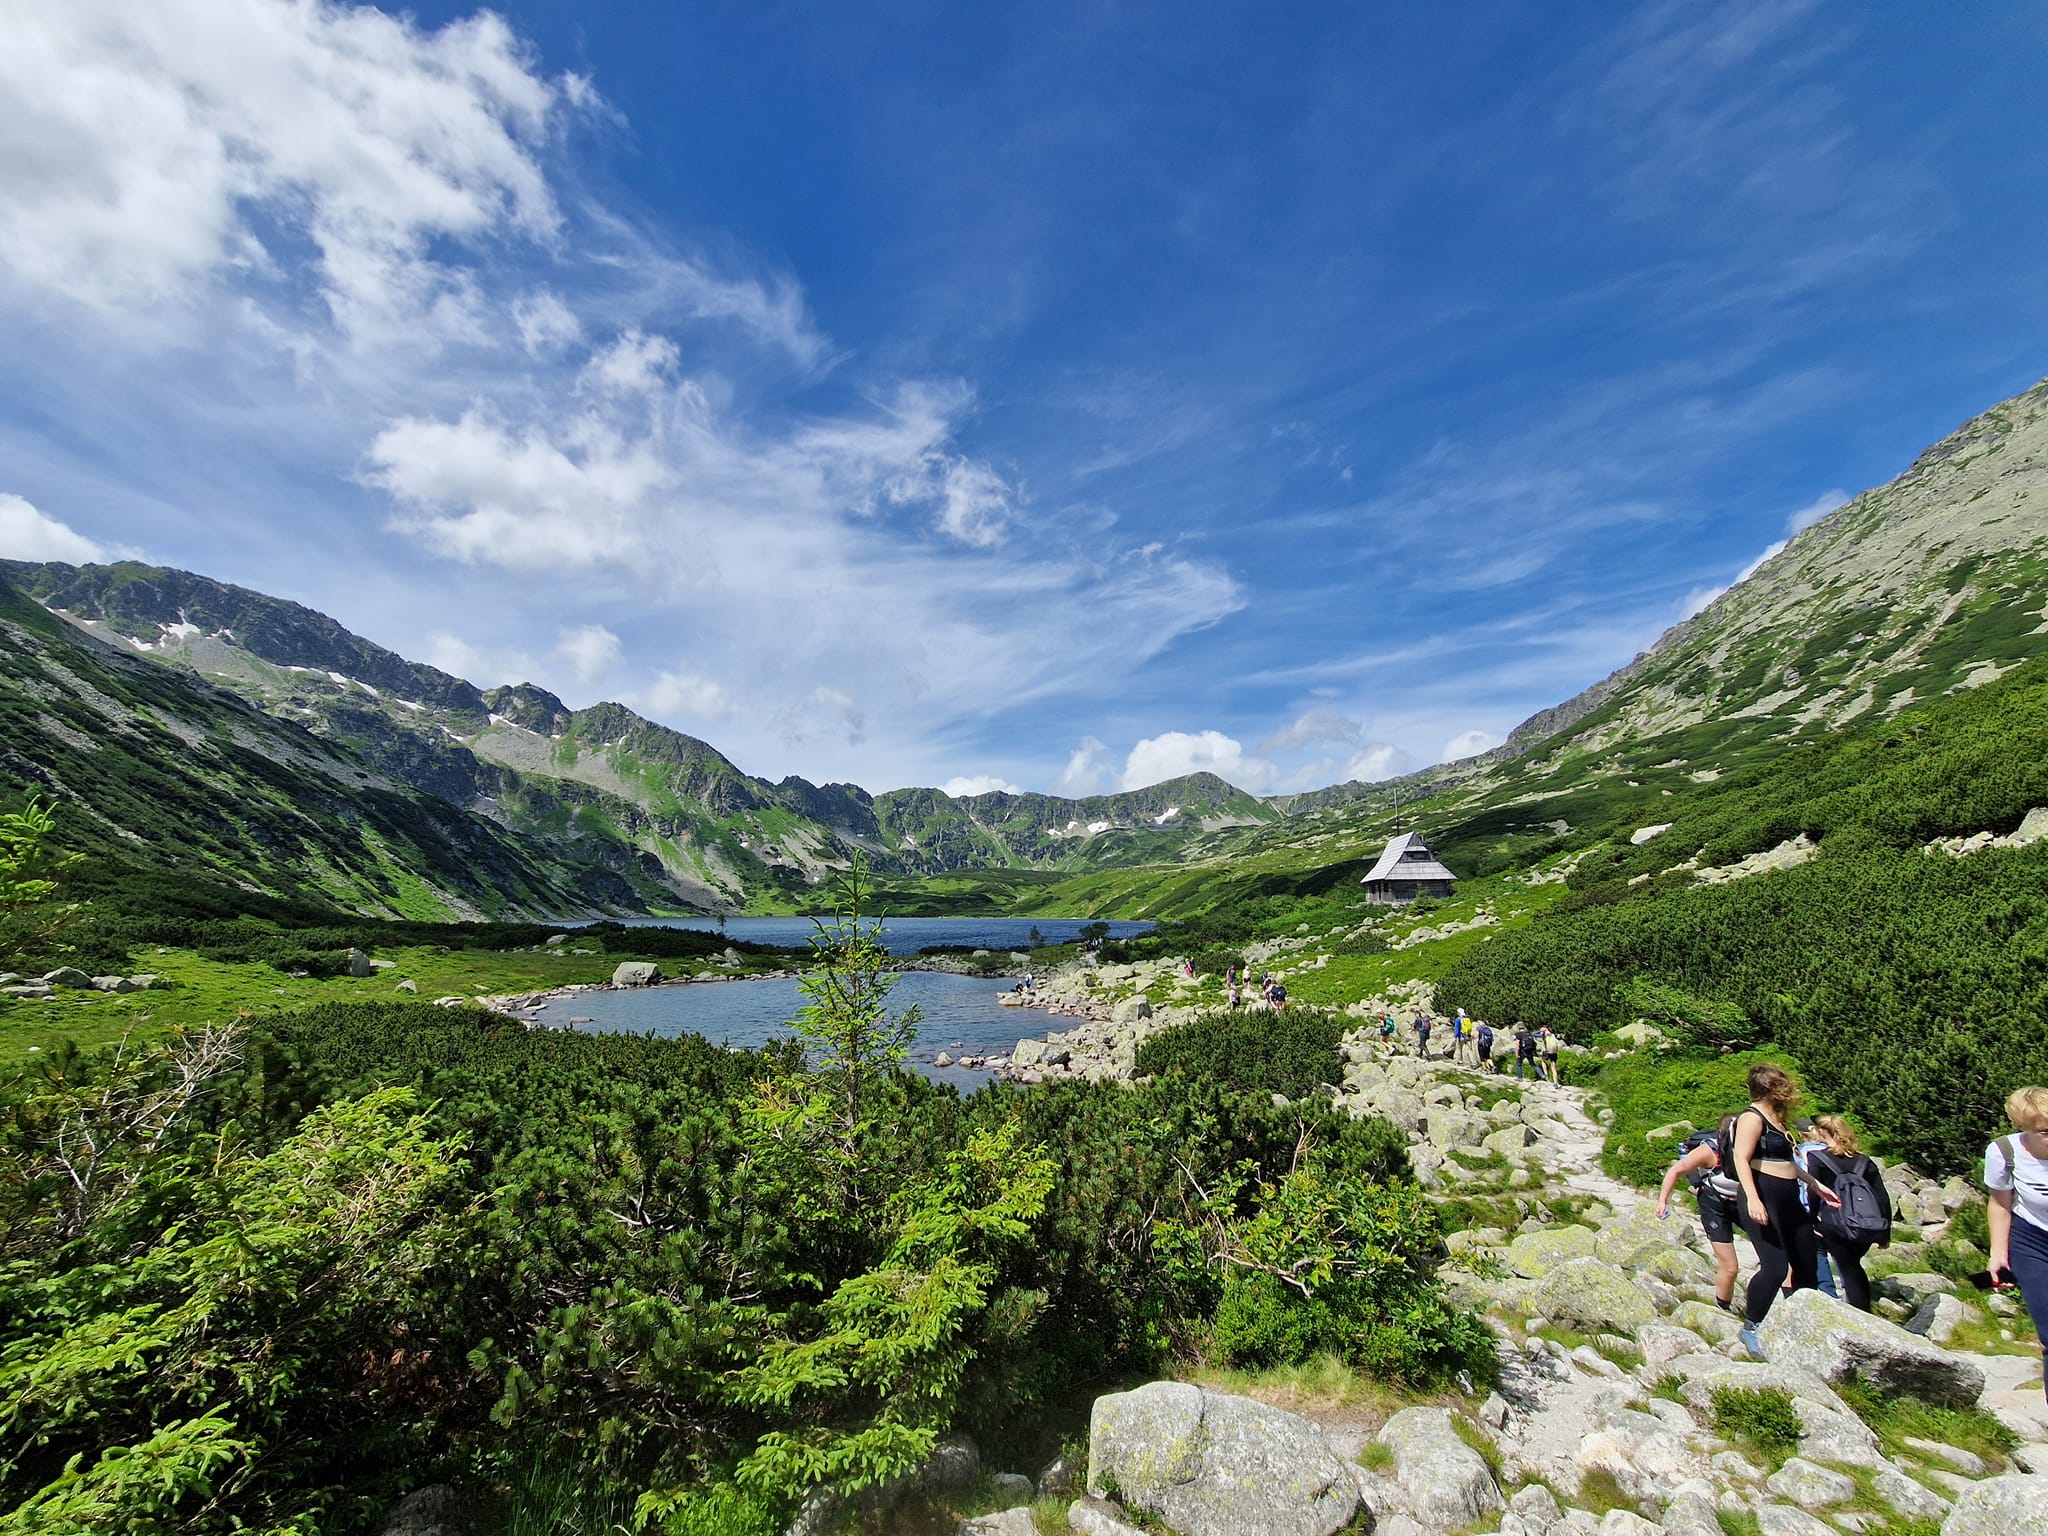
[1,2,2044,797]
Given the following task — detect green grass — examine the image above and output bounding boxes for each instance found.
[0,942,796,1063]
[1835,1376,2018,1469]
[1574,1468,1634,1517]
[1709,1385,1803,1467]
[1449,1414,1503,1480]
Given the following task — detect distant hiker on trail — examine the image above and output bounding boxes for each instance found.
[1414,1012,1433,1060]
[1538,1025,1562,1083]
[1227,977,1242,1009]
[1985,1085,2048,1400]
[1183,956,1197,978]
[1450,1009,1469,1063]
[1513,1023,1539,1079]
[1730,1063,1841,1358]
[1268,980,1287,1012]
[1475,1020,1495,1071]
[1379,1012,1398,1055]
[1804,1115,1890,1312]
[1657,1118,1744,1312]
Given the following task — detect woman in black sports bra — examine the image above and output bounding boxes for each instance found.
[1730,1062,1840,1353]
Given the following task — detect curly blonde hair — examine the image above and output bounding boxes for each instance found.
[2007,1086,2048,1133]
[1812,1115,1858,1156]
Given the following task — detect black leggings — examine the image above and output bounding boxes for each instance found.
[1823,1234,1876,1312]
[1740,1171,1820,1325]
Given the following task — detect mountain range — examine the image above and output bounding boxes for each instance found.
[3,373,2045,920]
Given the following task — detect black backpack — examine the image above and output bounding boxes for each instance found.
[1677,1127,1721,1191]
[1477,1025,1494,1051]
[1814,1152,1891,1245]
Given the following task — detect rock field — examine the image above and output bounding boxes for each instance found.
[929,1023,2048,1536]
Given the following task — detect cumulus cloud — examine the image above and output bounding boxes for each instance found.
[1053,737,1114,797]
[1440,729,1502,763]
[0,493,105,563]
[941,774,1024,798]
[0,1,566,343]
[555,624,621,686]
[0,0,1243,790]
[1341,743,1408,782]
[1121,730,1275,793]
[422,629,493,683]
[578,329,679,397]
[1785,487,1849,535]
[645,668,735,722]
[512,288,580,354]
[1680,583,1726,619]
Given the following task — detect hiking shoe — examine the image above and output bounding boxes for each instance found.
[1738,1325,1763,1359]
[1716,1296,1740,1315]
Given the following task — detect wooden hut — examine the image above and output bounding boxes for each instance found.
[1359,831,1457,905]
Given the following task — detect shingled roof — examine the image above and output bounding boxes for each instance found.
[1360,832,1457,886]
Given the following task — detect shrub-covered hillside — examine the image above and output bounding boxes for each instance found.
[1436,657,2048,1174]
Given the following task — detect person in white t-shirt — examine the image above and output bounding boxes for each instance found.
[1985,1084,2048,1401]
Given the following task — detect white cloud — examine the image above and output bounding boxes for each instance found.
[1053,736,1113,797]
[555,623,621,686]
[0,1,566,344]
[1736,538,1788,584]
[1121,730,1275,793]
[645,668,735,722]
[1784,487,1849,535]
[941,774,1024,798]
[1440,729,1501,763]
[1680,583,1726,619]
[0,494,106,563]
[1341,743,1408,782]
[422,629,491,683]
[1257,708,1367,753]
[579,329,679,397]
[512,288,581,354]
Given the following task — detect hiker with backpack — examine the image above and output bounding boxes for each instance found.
[1655,1118,1744,1312]
[1513,1022,1539,1080]
[1800,1115,1891,1312]
[1537,1025,1562,1083]
[1414,1013,1433,1060]
[1730,1063,1842,1357]
[1984,1085,2048,1396]
[1476,1019,1496,1071]
[1378,1012,1399,1055]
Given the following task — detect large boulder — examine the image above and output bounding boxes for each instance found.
[1574,1406,1708,1501]
[1535,1257,1656,1332]
[1942,1474,2048,1535]
[1088,1383,1358,1536]
[1505,1224,1600,1279]
[41,967,91,989]
[1426,1108,1486,1150]
[1370,1088,1429,1134]
[1111,996,1153,1024]
[611,961,662,987]
[1483,1124,1534,1158]
[1757,1288,1986,1407]
[1375,1406,1505,1530]
[344,947,376,978]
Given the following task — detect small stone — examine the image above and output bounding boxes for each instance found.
[1481,1392,1511,1429]
[988,1473,1033,1503]
[396,978,418,994]
[1037,1453,1079,1499]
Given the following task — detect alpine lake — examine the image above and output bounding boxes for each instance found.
[558,916,1155,1089]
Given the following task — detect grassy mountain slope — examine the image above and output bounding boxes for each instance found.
[5,560,1281,909]
[0,571,628,920]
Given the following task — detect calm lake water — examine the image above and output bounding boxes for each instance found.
[566,970,1058,1090]
[585,915,1154,956]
